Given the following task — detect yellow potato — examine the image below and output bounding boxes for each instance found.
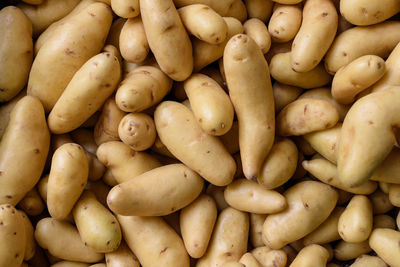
[219,121,239,154]
[47,143,89,220]
[180,194,217,258]
[18,210,35,261]
[17,187,44,216]
[272,0,303,3]
[197,207,249,267]
[268,4,302,43]
[289,244,329,267]
[103,44,121,66]
[291,0,337,72]
[350,254,387,267]
[239,253,262,267]
[371,42,400,92]
[0,89,25,139]
[389,184,400,207]
[272,82,302,113]
[105,17,126,48]
[224,34,274,180]
[70,129,97,154]
[0,96,49,205]
[370,147,400,184]
[245,0,273,22]
[0,6,32,102]
[184,73,234,136]
[332,55,386,104]
[244,18,271,54]
[262,181,338,249]
[270,52,332,89]
[334,240,371,261]
[111,0,139,18]
[96,141,161,183]
[119,17,149,63]
[105,241,140,267]
[35,218,103,263]
[85,181,110,207]
[249,213,267,248]
[51,262,90,267]
[369,189,394,215]
[373,214,396,229]
[118,113,156,151]
[251,247,287,267]
[222,262,245,267]
[369,228,400,267]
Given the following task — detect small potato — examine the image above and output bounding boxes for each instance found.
[251,247,287,267]
[276,98,339,136]
[105,241,140,267]
[350,254,388,267]
[239,252,262,267]
[180,194,217,258]
[373,214,396,229]
[245,0,273,22]
[289,244,329,267]
[369,228,400,267]
[333,240,371,261]
[273,82,303,113]
[18,211,35,261]
[369,189,394,215]
[119,17,149,63]
[111,0,139,18]
[17,187,44,216]
[371,42,400,92]
[244,18,271,54]
[250,213,267,248]
[268,4,302,43]
[332,55,386,104]
[389,184,400,207]
[118,113,156,151]
[35,218,103,263]
[184,73,234,136]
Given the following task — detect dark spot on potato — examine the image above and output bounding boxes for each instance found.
[304,203,309,209]
[107,240,110,245]
[327,177,333,182]
[303,104,308,114]
[342,52,347,57]
[111,221,116,224]
[225,252,232,257]
[294,62,299,65]
[398,240,400,247]
[250,174,257,181]
[211,129,216,134]
[368,120,374,125]
[171,207,175,211]
[163,24,175,32]
[377,62,382,69]
[160,247,168,253]
[6,195,12,199]
[13,232,16,235]
[15,253,19,258]
[0,171,3,176]
[106,53,110,57]
[183,172,187,178]
[6,205,11,209]
[11,209,15,214]
[206,150,210,154]
[65,48,75,56]
[130,6,135,12]
[85,242,88,246]
[361,7,368,15]
[34,149,40,154]
[322,12,328,17]
[105,83,111,87]
[88,12,95,17]
[313,59,318,64]
[0,221,2,225]
[0,88,4,92]
[274,29,280,34]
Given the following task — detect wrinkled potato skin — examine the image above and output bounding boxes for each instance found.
[118,113,156,151]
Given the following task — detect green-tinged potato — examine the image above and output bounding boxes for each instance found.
[35,218,103,263]
[51,261,90,267]
[340,0,400,26]
[262,181,338,249]
[107,164,204,216]
[350,254,388,267]
[270,52,332,89]
[302,158,377,194]
[0,89,25,138]
[245,0,273,21]
[180,194,217,258]
[27,2,112,112]
[291,0,337,72]
[325,21,400,73]
[184,73,234,136]
[73,191,121,253]
[369,228,400,267]
[119,17,149,63]
[0,96,49,205]
[273,83,302,113]
[224,34,274,180]
[334,240,371,261]
[373,214,396,229]
[258,138,298,189]
[371,42,400,92]
[389,184,400,207]
[289,245,329,267]
[118,113,156,151]
[244,18,271,54]
[48,52,120,133]
[277,98,339,136]
[268,4,302,43]
[96,141,161,183]
[111,0,139,18]
[17,187,44,216]
[239,252,262,267]
[219,121,239,154]
[18,211,35,261]
[0,7,32,102]
[155,101,236,186]
[332,55,386,104]
[47,143,89,220]
[369,189,393,215]
[338,195,373,243]
[251,247,287,267]
[197,207,249,267]
[105,241,140,267]
[179,4,228,44]
[250,213,267,248]
[224,179,286,214]
[118,215,189,267]
[116,66,172,112]
[370,147,400,184]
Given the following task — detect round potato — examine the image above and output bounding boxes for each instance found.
[244,18,271,54]
[105,241,140,267]
[268,4,302,43]
[369,228,400,267]
[118,113,156,151]
[111,0,139,18]
[119,17,149,63]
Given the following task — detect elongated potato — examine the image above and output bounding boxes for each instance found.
[197,207,249,267]
[224,34,274,180]
[251,247,287,267]
[119,17,149,63]
[262,181,338,249]
[18,210,35,261]
[268,4,302,43]
[369,228,400,267]
[0,6,32,102]
[180,194,217,258]
[334,240,371,261]
[111,0,139,18]
[371,42,400,92]
[244,18,271,54]
[245,0,273,21]
[118,113,156,151]
[17,187,44,216]
[105,241,140,267]
[291,0,337,72]
[270,52,332,88]
[332,55,386,104]
[184,73,234,136]
[0,96,49,205]
[289,245,329,267]
[350,254,387,267]
[35,218,103,263]
[47,143,89,220]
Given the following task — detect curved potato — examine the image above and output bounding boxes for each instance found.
[17,187,45,216]
[245,0,273,22]
[290,245,329,267]
[251,247,287,267]
[371,42,400,92]
[268,4,302,43]
[119,17,149,63]
[369,228,400,267]
[105,241,140,267]
[111,0,139,18]
[244,18,271,54]
[334,240,371,261]
[350,254,387,267]
[18,210,35,261]
[118,113,156,151]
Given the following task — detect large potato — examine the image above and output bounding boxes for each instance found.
[119,17,148,63]
[369,228,400,267]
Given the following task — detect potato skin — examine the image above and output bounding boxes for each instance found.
[350,254,387,267]
[268,4,302,43]
[118,113,156,151]
[119,17,149,63]
[371,42,400,92]
[290,244,329,267]
[369,228,400,266]
[0,6,32,102]
[105,241,140,267]
[0,96,49,205]
[111,0,139,18]
[243,18,271,54]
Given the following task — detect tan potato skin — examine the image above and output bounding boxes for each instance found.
[35,218,103,263]
[239,252,262,267]
[224,34,275,180]
[262,181,338,249]
[334,240,371,261]
[370,147,400,184]
[389,184,400,207]
[184,73,234,136]
[290,245,329,267]
[373,214,396,229]
[219,121,239,154]
[350,254,387,267]
[245,0,273,22]
[197,207,249,267]
[270,52,332,89]
[332,55,386,104]
[244,18,271,54]
[111,0,139,18]
[371,42,400,92]
[0,96,49,205]
[0,89,25,139]
[250,213,267,247]
[118,113,156,151]
[273,82,303,113]
[272,0,303,3]
[118,215,189,267]
[251,247,287,267]
[174,0,245,20]
[325,21,400,74]
[47,143,89,220]
[52,262,89,267]
[180,194,217,258]
[17,187,44,216]
[18,210,35,261]
[291,0,337,72]
[369,228,400,267]
[107,164,204,216]
[105,241,140,267]
[0,7,32,102]
[369,189,393,215]
[119,17,149,63]
[268,4,302,43]
[27,2,113,112]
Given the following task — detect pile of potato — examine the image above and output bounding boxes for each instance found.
[1,0,400,266]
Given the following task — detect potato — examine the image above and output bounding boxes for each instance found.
[239,252,262,267]
[107,164,203,216]
[96,141,161,183]
[332,55,386,104]
[249,213,267,248]
[289,244,329,267]
[17,187,44,216]
[369,228,400,267]
[115,66,172,112]
[389,184,400,207]
[118,113,156,151]
[270,52,332,89]
[197,207,249,267]
[272,0,303,3]
[111,0,139,18]
[222,262,245,267]
[47,143,89,220]
[243,18,271,54]
[371,42,400,92]
[291,0,337,72]
[105,18,126,48]
[219,121,239,154]
[184,73,234,136]
[325,21,400,73]
[245,0,273,22]
[268,4,302,43]
[105,241,140,267]
[273,82,302,113]
[35,217,103,263]
[70,129,97,154]
[180,194,217,258]
[373,214,396,229]
[262,181,338,249]
[333,240,371,261]
[369,189,394,215]
[0,89,25,139]
[350,254,387,267]
[18,211,35,261]
[119,17,148,63]
[251,247,287,267]
[0,96,49,205]
[370,147,400,184]
[224,34,274,180]
[51,261,90,267]
[265,41,292,63]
